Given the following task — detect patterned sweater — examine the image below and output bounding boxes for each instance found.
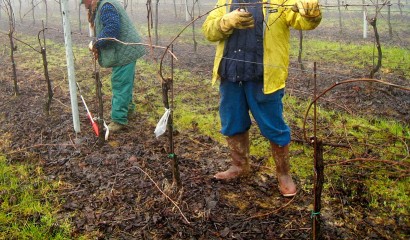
[95,3,120,49]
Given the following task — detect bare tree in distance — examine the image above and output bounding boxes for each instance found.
[18,0,23,22]
[189,0,199,53]
[155,0,159,45]
[31,0,35,25]
[337,0,342,33]
[173,0,177,18]
[43,0,48,26]
[398,0,403,16]
[3,0,19,95]
[367,0,389,78]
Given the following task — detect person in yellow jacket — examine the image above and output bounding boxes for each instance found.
[202,0,321,197]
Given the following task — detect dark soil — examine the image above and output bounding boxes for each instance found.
[1,47,409,239]
[0,73,312,239]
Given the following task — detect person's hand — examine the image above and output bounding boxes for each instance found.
[88,40,98,59]
[88,40,95,51]
[219,9,255,33]
[293,0,321,18]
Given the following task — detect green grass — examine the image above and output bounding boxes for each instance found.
[14,34,89,73]
[290,36,410,76]
[138,21,210,45]
[0,155,73,239]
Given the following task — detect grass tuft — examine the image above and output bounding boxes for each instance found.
[0,155,73,239]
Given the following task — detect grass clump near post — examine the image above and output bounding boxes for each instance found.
[0,155,74,239]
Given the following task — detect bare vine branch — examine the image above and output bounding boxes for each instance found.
[132,164,190,224]
[303,78,410,143]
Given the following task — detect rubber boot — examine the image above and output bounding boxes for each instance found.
[108,122,125,132]
[271,143,297,197]
[214,131,250,180]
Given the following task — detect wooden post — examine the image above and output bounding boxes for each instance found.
[173,0,177,18]
[8,32,18,95]
[398,0,403,16]
[43,0,48,27]
[369,18,382,78]
[40,22,53,115]
[5,0,19,95]
[298,30,305,72]
[337,0,342,33]
[191,1,197,54]
[312,62,324,240]
[31,0,35,25]
[161,45,181,188]
[78,2,82,33]
[162,80,181,188]
[387,1,392,39]
[155,0,159,45]
[94,61,105,143]
[312,138,324,240]
[363,0,367,38]
[185,0,190,21]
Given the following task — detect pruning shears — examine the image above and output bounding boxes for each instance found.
[76,82,99,136]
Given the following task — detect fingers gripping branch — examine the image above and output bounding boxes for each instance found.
[294,0,321,18]
[219,8,255,33]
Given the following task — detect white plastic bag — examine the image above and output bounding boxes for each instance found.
[154,108,171,138]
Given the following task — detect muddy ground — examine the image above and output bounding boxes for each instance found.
[1,43,409,240]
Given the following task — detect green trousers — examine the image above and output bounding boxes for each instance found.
[111,61,136,125]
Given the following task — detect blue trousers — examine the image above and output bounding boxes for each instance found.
[111,61,136,125]
[219,80,291,146]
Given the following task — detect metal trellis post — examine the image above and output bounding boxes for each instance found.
[61,0,81,133]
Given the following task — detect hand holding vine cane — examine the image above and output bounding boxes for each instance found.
[88,40,99,60]
[219,9,255,33]
[293,0,321,18]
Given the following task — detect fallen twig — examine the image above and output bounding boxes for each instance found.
[7,143,76,155]
[132,164,191,224]
[327,157,410,169]
[246,194,297,220]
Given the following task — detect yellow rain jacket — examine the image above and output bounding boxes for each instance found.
[202,0,322,94]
